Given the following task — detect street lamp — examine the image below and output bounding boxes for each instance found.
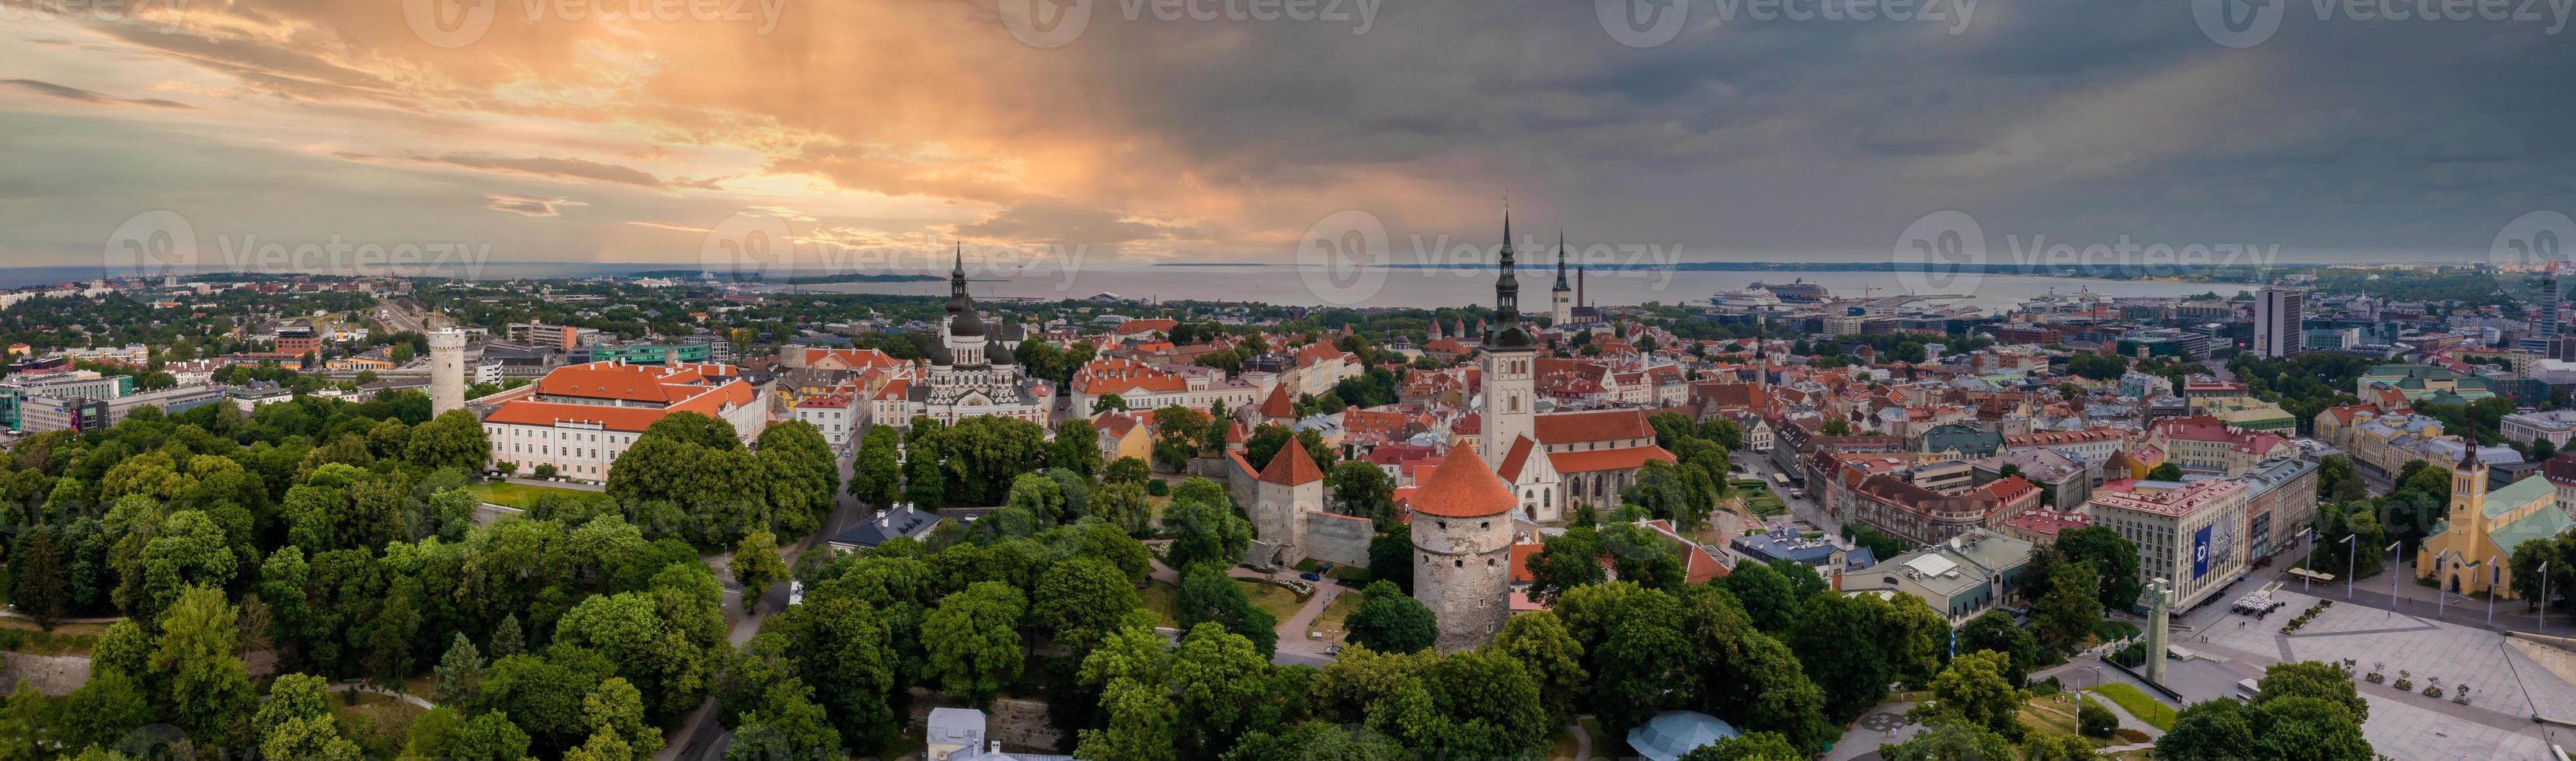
[2487,555,2500,627]
[2543,561,2553,631]
[2297,527,2316,592]
[2344,534,2358,600]
[2387,541,2403,615]
[2434,549,2458,619]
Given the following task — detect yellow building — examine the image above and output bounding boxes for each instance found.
[2414,450,2571,598]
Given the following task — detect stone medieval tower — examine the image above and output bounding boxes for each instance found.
[429,326,466,416]
[1410,446,1516,650]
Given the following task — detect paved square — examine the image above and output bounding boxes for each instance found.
[2164,589,2572,759]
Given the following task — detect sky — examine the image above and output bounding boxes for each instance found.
[2,0,2574,277]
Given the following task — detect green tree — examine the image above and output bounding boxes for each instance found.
[1789,592,1892,718]
[1093,394,1130,414]
[1680,731,1805,761]
[433,633,487,706]
[2146,462,2184,481]
[2254,660,2367,723]
[1031,557,1145,658]
[1491,610,1587,728]
[1326,461,1397,527]
[1878,720,2016,761]
[1171,623,1272,757]
[726,680,844,761]
[1103,456,1150,486]
[1909,651,2021,734]
[1154,405,1213,471]
[1161,485,1251,572]
[2032,562,2104,652]
[851,426,903,506]
[923,582,1027,704]
[729,530,788,614]
[8,526,68,628]
[1345,581,1438,654]
[405,408,492,471]
[1005,472,1068,526]
[1053,419,1103,476]
[150,586,255,745]
[1956,610,2042,686]
[2057,526,2142,612]
[1174,565,1278,658]
[1724,558,1801,632]
[1523,527,1607,603]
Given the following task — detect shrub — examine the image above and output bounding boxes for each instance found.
[1147,479,1170,496]
[2078,701,2118,738]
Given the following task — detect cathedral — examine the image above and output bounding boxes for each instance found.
[896,246,1050,427]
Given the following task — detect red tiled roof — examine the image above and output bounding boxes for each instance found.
[1533,408,1653,445]
[1258,436,1328,487]
[1114,318,1178,335]
[1509,541,1543,583]
[1258,384,1296,419]
[1409,447,1516,517]
[1495,436,1537,481]
[1546,445,1675,474]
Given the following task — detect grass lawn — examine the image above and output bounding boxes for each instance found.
[2017,697,2139,750]
[465,481,594,509]
[1307,590,1364,641]
[1141,578,1307,628]
[2087,683,2177,731]
[1140,580,1179,627]
[1241,579,1308,622]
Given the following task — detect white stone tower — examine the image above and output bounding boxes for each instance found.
[1480,210,1537,467]
[1411,446,1516,651]
[429,326,466,416]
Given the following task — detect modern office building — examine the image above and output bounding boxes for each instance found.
[2251,287,2304,358]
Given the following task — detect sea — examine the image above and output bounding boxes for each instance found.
[793,264,2251,314]
[8,262,2249,314]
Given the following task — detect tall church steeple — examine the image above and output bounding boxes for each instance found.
[1481,204,1537,467]
[1488,209,1534,351]
[1551,232,1575,326]
[1554,232,1570,292]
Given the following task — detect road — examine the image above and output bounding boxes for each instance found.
[1734,450,1833,536]
[2257,564,2576,639]
[659,443,870,761]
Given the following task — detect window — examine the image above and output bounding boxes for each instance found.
[1454,560,1464,568]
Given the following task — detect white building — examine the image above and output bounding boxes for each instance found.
[479,360,767,482]
[1070,356,1264,415]
[2501,409,2576,448]
[792,392,864,447]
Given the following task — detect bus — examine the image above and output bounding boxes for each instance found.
[1771,472,1791,488]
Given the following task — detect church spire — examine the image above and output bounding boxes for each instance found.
[1488,205,1533,352]
[1554,231,1570,292]
[946,243,969,311]
[1495,207,1519,322]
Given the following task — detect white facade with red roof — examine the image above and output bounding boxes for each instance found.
[480,360,767,481]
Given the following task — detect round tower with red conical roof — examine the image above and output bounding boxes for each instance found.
[1409,445,1516,649]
